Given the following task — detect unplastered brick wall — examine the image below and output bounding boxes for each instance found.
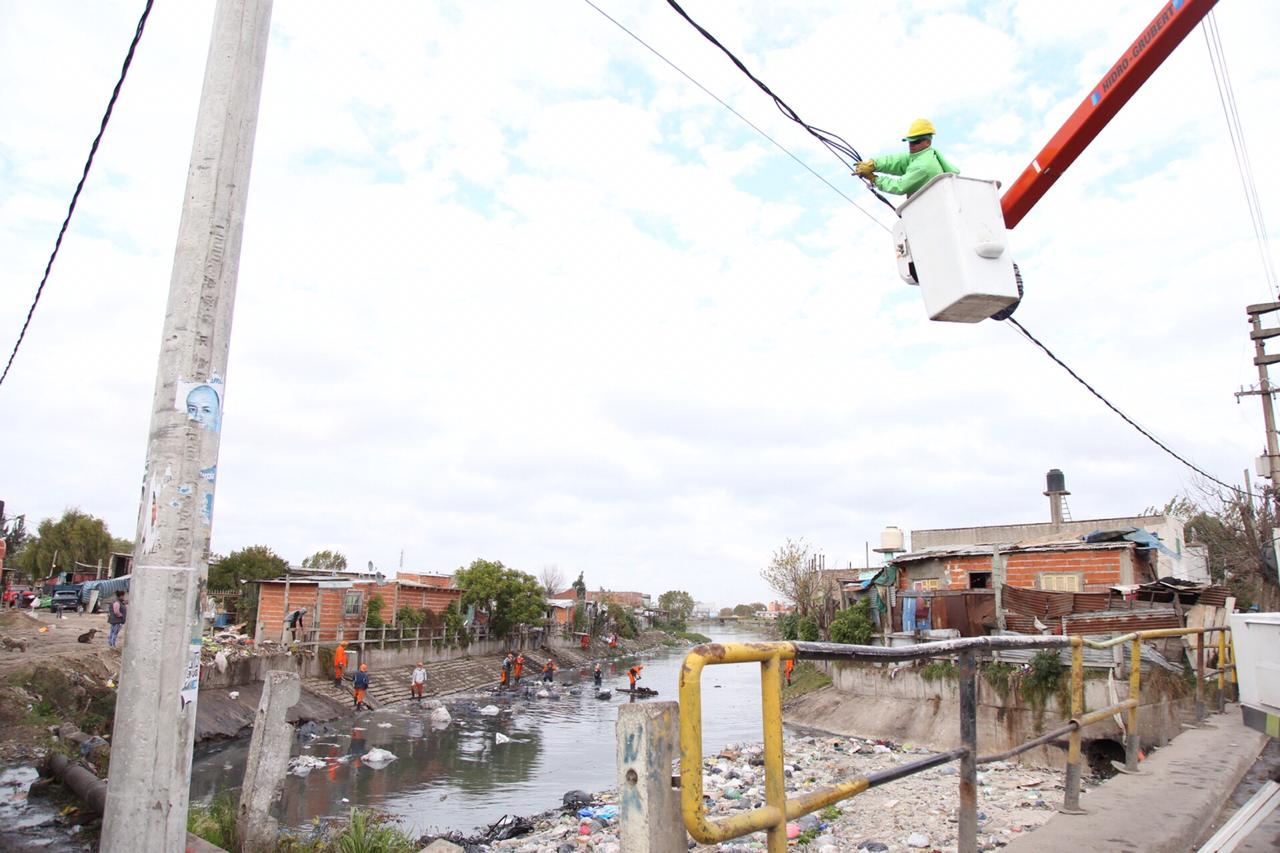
[944,546,1137,591]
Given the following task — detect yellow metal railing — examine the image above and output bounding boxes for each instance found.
[677,628,1235,853]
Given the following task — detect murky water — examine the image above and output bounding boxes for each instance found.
[190,623,771,836]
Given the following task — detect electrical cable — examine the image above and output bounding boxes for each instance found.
[579,0,891,233]
[1202,12,1278,300]
[1004,316,1259,498]
[662,0,898,213]
[0,0,156,389]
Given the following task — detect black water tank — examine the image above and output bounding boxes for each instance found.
[1046,468,1066,493]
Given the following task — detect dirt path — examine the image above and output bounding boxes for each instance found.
[0,610,124,678]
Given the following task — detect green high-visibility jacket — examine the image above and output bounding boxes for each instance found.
[872,146,959,196]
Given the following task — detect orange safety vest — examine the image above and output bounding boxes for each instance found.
[334,647,347,669]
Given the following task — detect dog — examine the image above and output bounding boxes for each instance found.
[77,629,98,644]
[1,637,28,652]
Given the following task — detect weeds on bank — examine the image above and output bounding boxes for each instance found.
[920,660,956,683]
[187,791,238,850]
[782,662,832,700]
[189,802,419,853]
[666,631,712,645]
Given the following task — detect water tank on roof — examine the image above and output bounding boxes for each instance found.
[879,526,905,553]
[1045,468,1066,494]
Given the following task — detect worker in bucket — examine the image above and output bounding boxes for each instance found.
[854,118,959,197]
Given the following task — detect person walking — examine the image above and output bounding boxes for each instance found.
[513,652,525,684]
[106,590,127,649]
[410,662,427,700]
[333,641,348,688]
[542,658,558,683]
[353,663,371,711]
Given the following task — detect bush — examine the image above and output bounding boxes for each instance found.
[188,791,238,849]
[1021,649,1069,718]
[829,600,873,645]
[920,660,956,683]
[777,611,800,640]
[443,601,469,648]
[365,595,385,629]
[796,615,819,642]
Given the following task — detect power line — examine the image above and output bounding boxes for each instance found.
[1005,316,1257,498]
[1202,11,1278,300]
[579,0,891,232]
[662,0,897,213]
[0,0,156,389]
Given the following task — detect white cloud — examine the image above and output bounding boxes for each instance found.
[1,0,1278,604]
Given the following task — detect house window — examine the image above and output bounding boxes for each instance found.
[913,579,941,591]
[1039,573,1083,592]
[343,591,363,617]
[968,571,992,589]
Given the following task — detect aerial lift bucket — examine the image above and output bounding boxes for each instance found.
[892,173,1020,323]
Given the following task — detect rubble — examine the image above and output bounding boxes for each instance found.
[464,734,1066,852]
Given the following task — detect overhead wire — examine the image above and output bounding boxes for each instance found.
[1004,317,1259,498]
[662,0,898,213]
[0,0,156,389]
[1202,10,1279,300]
[585,0,1251,497]
[578,0,891,233]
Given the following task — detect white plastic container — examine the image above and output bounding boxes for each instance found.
[892,174,1020,323]
[1230,612,1280,715]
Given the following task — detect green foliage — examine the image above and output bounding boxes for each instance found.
[819,805,841,821]
[782,661,832,699]
[605,600,638,639]
[920,660,956,683]
[796,615,819,642]
[795,827,822,845]
[731,603,755,617]
[668,630,711,644]
[333,808,415,853]
[443,600,469,648]
[1,509,30,566]
[13,508,120,584]
[455,559,546,638]
[829,599,874,645]
[187,791,239,849]
[657,590,695,630]
[1020,649,1069,716]
[718,607,734,618]
[302,549,348,571]
[7,664,117,736]
[209,545,289,589]
[572,572,587,600]
[777,611,800,640]
[981,661,1019,700]
[365,595,385,629]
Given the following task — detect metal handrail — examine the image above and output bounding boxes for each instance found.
[678,627,1235,853]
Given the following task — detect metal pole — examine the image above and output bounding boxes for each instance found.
[1217,629,1227,713]
[760,654,788,853]
[957,651,978,853]
[1060,642,1087,814]
[1123,636,1143,773]
[1195,631,1206,724]
[101,2,272,850]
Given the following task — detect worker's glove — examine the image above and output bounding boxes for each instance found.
[854,160,875,178]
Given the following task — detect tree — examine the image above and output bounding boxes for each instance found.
[761,538,825,617]
[208,545,289,634]
[604,600,638,639]
[13,508,118,583]
[732,603,755,618]
[540,565,566,597]
[657,590,695,630]
[1,508,30,566]
[718,607,734,618]
[454,559,547,638]
[749,601,766,613]
[572,572,587,600]
[301,549,348,572]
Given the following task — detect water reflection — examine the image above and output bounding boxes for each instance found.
[191,623,769,835]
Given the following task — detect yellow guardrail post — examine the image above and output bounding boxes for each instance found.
[760,650,788,853]
[1226,631,1238,702]
[1060,638,1087,814]
[1213,625,1223,712]
[1121,635,1144,774]
[1195,630,1206,725]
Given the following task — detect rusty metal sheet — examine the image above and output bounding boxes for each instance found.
[1061,608,1180,636]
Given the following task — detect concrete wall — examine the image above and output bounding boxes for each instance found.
[788,661,1192,767]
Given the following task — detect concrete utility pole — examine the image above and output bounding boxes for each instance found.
[101,2,272,850]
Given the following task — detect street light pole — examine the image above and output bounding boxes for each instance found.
[101,2,272,849]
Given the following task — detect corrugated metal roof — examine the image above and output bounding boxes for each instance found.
[893,540,1134,564]
[1061,608,1181,636]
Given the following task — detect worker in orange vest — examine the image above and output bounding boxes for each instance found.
[353,663,370,710]
[513,652,525,684]
[332,642,348,688]
[542,658,558,683]
[785,658,795,686]
[580,633,590,650]
[628,664,643,690]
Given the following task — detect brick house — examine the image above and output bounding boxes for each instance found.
[550,589,649,610]
[255,574,462,643]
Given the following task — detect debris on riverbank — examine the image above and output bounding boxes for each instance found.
[454,733,1067,852]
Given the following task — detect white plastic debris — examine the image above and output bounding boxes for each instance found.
[536,690,550,699]
[214,650,229,673]
[377,722,392,728]
[228,691,240,700]
[907,832,931,848]
[287,755,327,777]
[362,748,397,767]
[479,705,500,716]
[495,732,511,745]
[431,706,452,725]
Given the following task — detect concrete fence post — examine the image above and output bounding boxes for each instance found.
[957,651,977,853]
[617,701,686,853]
[236,670,301,852]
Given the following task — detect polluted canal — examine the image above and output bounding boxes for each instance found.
[190,623,770,836]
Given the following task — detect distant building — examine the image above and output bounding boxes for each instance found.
[692,601,715,618]
[254,573,462,643]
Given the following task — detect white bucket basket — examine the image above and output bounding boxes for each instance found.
[892,174,1020,323]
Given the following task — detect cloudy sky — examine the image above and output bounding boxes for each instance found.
[2,0,1278,606]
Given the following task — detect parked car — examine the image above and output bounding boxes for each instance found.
[2,586,35,608]
[50,586,82,613]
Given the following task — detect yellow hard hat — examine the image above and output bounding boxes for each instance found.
[903,118,937,141]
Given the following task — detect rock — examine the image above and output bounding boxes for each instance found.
[479,705,500,716]
[907,831,931,848]
[431,706,452,725]
[418,841,465,853]
[858,842,889,852]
